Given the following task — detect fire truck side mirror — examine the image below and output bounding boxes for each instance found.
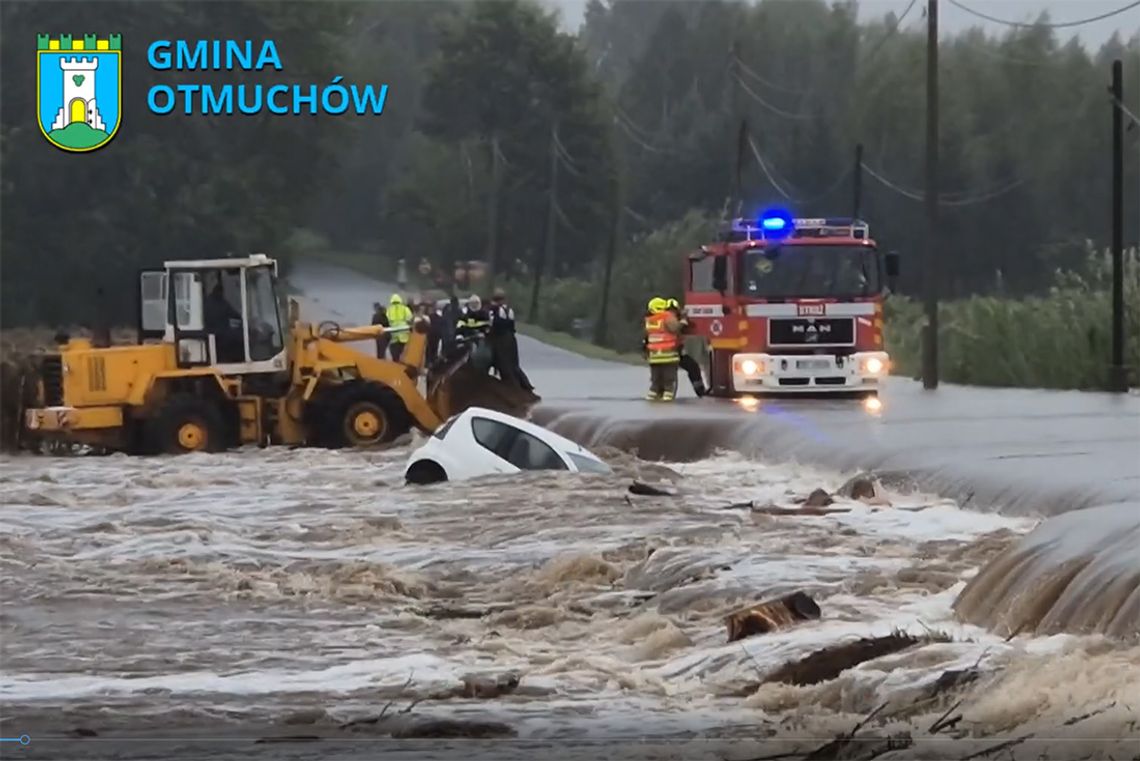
[712,256,728,294]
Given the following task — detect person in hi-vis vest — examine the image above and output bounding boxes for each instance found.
[643,297,683,402]
[386,293,414,362]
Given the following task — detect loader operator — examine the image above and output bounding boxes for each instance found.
[385,293,414,362]
[643,297,683,402]
[666,298,708,397]
[205,276,244,363]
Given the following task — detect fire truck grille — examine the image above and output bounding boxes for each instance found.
[768,318,855,347]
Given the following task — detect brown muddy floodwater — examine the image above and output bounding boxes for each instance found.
[1,439,1138,760]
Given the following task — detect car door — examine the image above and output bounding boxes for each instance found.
[501,428,570,473]
[470,416,524,474]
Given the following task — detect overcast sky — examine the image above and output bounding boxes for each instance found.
[538,0,1140,48]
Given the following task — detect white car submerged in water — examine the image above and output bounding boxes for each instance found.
[405,407,612,484]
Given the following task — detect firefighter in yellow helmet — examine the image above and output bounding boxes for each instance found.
[643,297,683,401]
[386,293,414,362]
[665,298,708,397]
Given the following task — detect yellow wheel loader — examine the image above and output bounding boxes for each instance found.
[19,254,538,455]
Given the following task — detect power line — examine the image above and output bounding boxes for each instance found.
[861,161,1025,205]
[968,44,1051,67]
[552,196,587,236]
[861,0,920,67]
[947,0,1140,29]
[799,165,855,206]
[614,115,678,155]
[493,140,514,169]
[623,206,651,225]
[615,105,659,141]
[733,74,811,121]
[553,137,584,178]
[732,54,810,95]
[746,135,800,200]
[939,178,1026,206]
[1109,93,1140,128]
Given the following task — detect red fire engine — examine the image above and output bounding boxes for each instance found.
[682,212,900,397]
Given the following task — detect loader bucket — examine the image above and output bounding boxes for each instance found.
[427,349,540,421]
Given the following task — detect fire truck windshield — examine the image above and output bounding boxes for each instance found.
[742,244,881,299]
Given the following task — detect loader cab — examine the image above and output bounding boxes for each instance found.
[138,254,288,375]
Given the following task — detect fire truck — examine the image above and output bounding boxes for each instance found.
[682,211,900,397]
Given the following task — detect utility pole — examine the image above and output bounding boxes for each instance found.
[595,166,625,346]
[1110,59,1127,392]
[729,41,742,207]
[922,0,940,390]
[529,124,560,323]
[853,143,864,219]
[485,133,504,289]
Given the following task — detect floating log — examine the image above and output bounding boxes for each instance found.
[628,481,677,497]
[725,591,822,643]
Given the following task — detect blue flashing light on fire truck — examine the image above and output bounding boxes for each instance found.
[683,212,901,397]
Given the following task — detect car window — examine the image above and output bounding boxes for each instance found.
[504,430,568,471]
[567,452,612,474]
[471,416,516,458]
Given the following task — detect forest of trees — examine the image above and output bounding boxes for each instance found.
[3,0,1138,383]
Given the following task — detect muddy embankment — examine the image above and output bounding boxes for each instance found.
[532,407,1140,640]
[0,329,60,451]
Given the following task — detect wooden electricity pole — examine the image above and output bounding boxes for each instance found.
[529,124,560,323]
[1110,59,1127,392]
[596,166,624,345]
[922,0,940,390]
[485,133,504,289]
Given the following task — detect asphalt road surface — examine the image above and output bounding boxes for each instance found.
[290,260,1140,515]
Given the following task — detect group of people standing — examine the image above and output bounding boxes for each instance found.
[371,288,533,392]
[643,297,708,402]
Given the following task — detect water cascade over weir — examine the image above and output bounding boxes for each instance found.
[531,405,1140,639]
[953,501,1140,638]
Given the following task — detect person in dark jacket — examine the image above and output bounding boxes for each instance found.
[371,301,390,359]
[205,278,244,363]
[441,296,460,349]
[488,288,533,391]
[667,298,708,397]
[419,299,442,366]
[458,295,491,339]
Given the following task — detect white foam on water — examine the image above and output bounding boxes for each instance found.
[0,448,1131,748]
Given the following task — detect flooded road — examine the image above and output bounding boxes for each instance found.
[2,445,1138,759]
[1,261,1136,759]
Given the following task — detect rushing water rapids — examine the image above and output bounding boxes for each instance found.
[2,439,1138,760]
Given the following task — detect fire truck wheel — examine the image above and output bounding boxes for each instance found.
[150,395,229,455]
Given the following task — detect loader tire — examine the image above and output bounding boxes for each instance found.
[320,382,410,449]
[150,395,228,455]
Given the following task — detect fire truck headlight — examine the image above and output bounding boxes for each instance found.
[862,357,885,375]
[740,359,760,377]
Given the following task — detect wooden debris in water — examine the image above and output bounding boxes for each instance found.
[725,591,822,643]
[628,481,677,497]
[763,631,945,686]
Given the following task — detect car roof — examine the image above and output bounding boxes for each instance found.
[459,407,596,456]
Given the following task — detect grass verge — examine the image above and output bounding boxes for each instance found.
[516,323,643,365]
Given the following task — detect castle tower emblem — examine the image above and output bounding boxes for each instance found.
[37,34,122,153]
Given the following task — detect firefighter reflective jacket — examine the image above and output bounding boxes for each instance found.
[386,298,414,344]
[644,313,680,364]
